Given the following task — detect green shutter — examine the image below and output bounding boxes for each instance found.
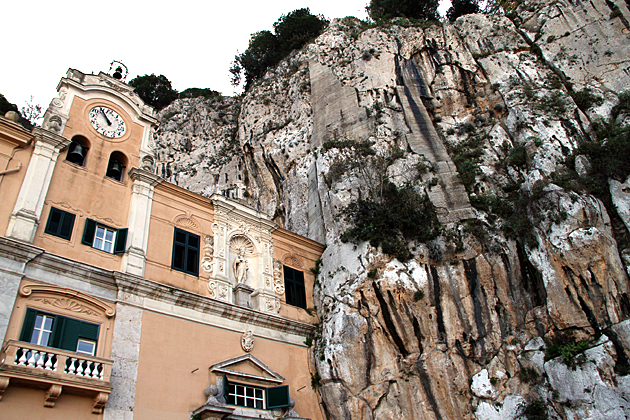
[57,317,81,351]
[79,321,100,341]
[19,308,38,342]
[114,228,128,254]
[45,208,62,236]
[82,219,97,245]
[59,212,75,240]
[266,385,290,409]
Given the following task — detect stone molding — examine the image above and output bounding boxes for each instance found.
[113,271,316,338]
[210,353,285,384]
[19,283,116,318]
[127,167,162,186]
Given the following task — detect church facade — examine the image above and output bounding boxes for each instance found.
[0,67,325,420]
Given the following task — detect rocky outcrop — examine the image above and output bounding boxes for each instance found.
[153,0,630,418]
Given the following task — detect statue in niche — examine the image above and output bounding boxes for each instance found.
[233,249,249,284]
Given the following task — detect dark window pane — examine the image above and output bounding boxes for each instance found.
[246,387,254,397]
[188,235,199,248]
[255,399,263,409]
[175,231,186,244]
[173,244,185,269]
[237,396,245,406]
[187,249,198,274]
[48,210,61,233]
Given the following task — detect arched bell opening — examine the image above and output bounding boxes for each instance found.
[105,151,128,182]
[65,135,90,167]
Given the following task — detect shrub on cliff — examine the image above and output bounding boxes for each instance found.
[230,8,328,90]
[366,0,439,22]
[129,74,179,110]
[446,0,481,22]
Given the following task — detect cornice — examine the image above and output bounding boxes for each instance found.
[155,181,213,208]
[0,237,44,264]
[32,127,71,150]
[113,272,316,337]
[128,167,163,187]
[272,228,326,254]
[0,116,33,147]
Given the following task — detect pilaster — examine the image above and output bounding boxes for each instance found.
[5,128,70,242]
[120,168,162,276]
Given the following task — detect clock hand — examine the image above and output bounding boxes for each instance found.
[100,109,112,126]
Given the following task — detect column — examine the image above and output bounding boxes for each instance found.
[5,128,70,243]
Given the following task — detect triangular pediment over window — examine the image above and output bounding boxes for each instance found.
[210,354,285,384]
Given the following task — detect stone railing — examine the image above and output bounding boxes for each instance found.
[0,340,112,412]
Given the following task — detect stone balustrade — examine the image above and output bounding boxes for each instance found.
[0,340,112,412]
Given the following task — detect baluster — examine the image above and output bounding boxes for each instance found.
[96,363,103,380]
[44,353,53,370]
[76,359,84,376]
[67,357,76,375]
[27,349,38,367]
[84,361,92,377]
[15,347,25,365]
[52,354,58,371]
[36,351,45,369]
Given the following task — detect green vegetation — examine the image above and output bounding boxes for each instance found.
[342,180,439,261]
[367,269,378,279]
[517,399,548,420]
[323,139,438,261]
[310,372,322,389]
[447,0,481,22]
[545,334,590,369]
[129,74,179,110]
[230,9,328,89]
[414,290,425,301]
[570,88,603,112]
[179,88,222,101]
[366,0,439,22]
[0,93,34,130]
[310,258,323,279]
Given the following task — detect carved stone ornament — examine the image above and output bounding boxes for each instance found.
[273,259,285,295]
[241,330,254,352]
[32,297,98,316]
[208,281,217,298]
[201,235,214,273]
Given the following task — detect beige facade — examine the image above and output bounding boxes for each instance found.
[0,69,324,420]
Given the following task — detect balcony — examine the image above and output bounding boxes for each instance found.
[0,340,113,413]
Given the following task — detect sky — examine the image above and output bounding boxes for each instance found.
[2,1,450,115]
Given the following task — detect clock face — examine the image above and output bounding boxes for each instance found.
[88,106,127,138]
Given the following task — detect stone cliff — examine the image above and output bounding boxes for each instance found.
[153,0,630,418]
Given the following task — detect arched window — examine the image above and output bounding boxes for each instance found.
[65,135,90,167]
[105,151,128,182]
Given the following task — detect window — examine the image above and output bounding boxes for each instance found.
[227,383,264,409]
[44,207,75,240]
[20,308,100,354]
[171,228,200,275]
[65,136,90,167]
[81,219,127,254]
[283,266,306,308]
[225,381,289,410]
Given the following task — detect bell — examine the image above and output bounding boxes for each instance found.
[107,160,123,180]
[67,143,86,165]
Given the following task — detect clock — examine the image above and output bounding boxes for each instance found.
[88,106,127,138]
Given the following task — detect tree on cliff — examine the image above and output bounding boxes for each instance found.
[366,0,439,21]
[230,8,329,90]
[129,74,179,110]
[446,0,481,21]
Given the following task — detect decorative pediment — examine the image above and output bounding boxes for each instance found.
[19,283,115,318]
[210,354,284,384]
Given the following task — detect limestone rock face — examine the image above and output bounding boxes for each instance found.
[153,0,630,418]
